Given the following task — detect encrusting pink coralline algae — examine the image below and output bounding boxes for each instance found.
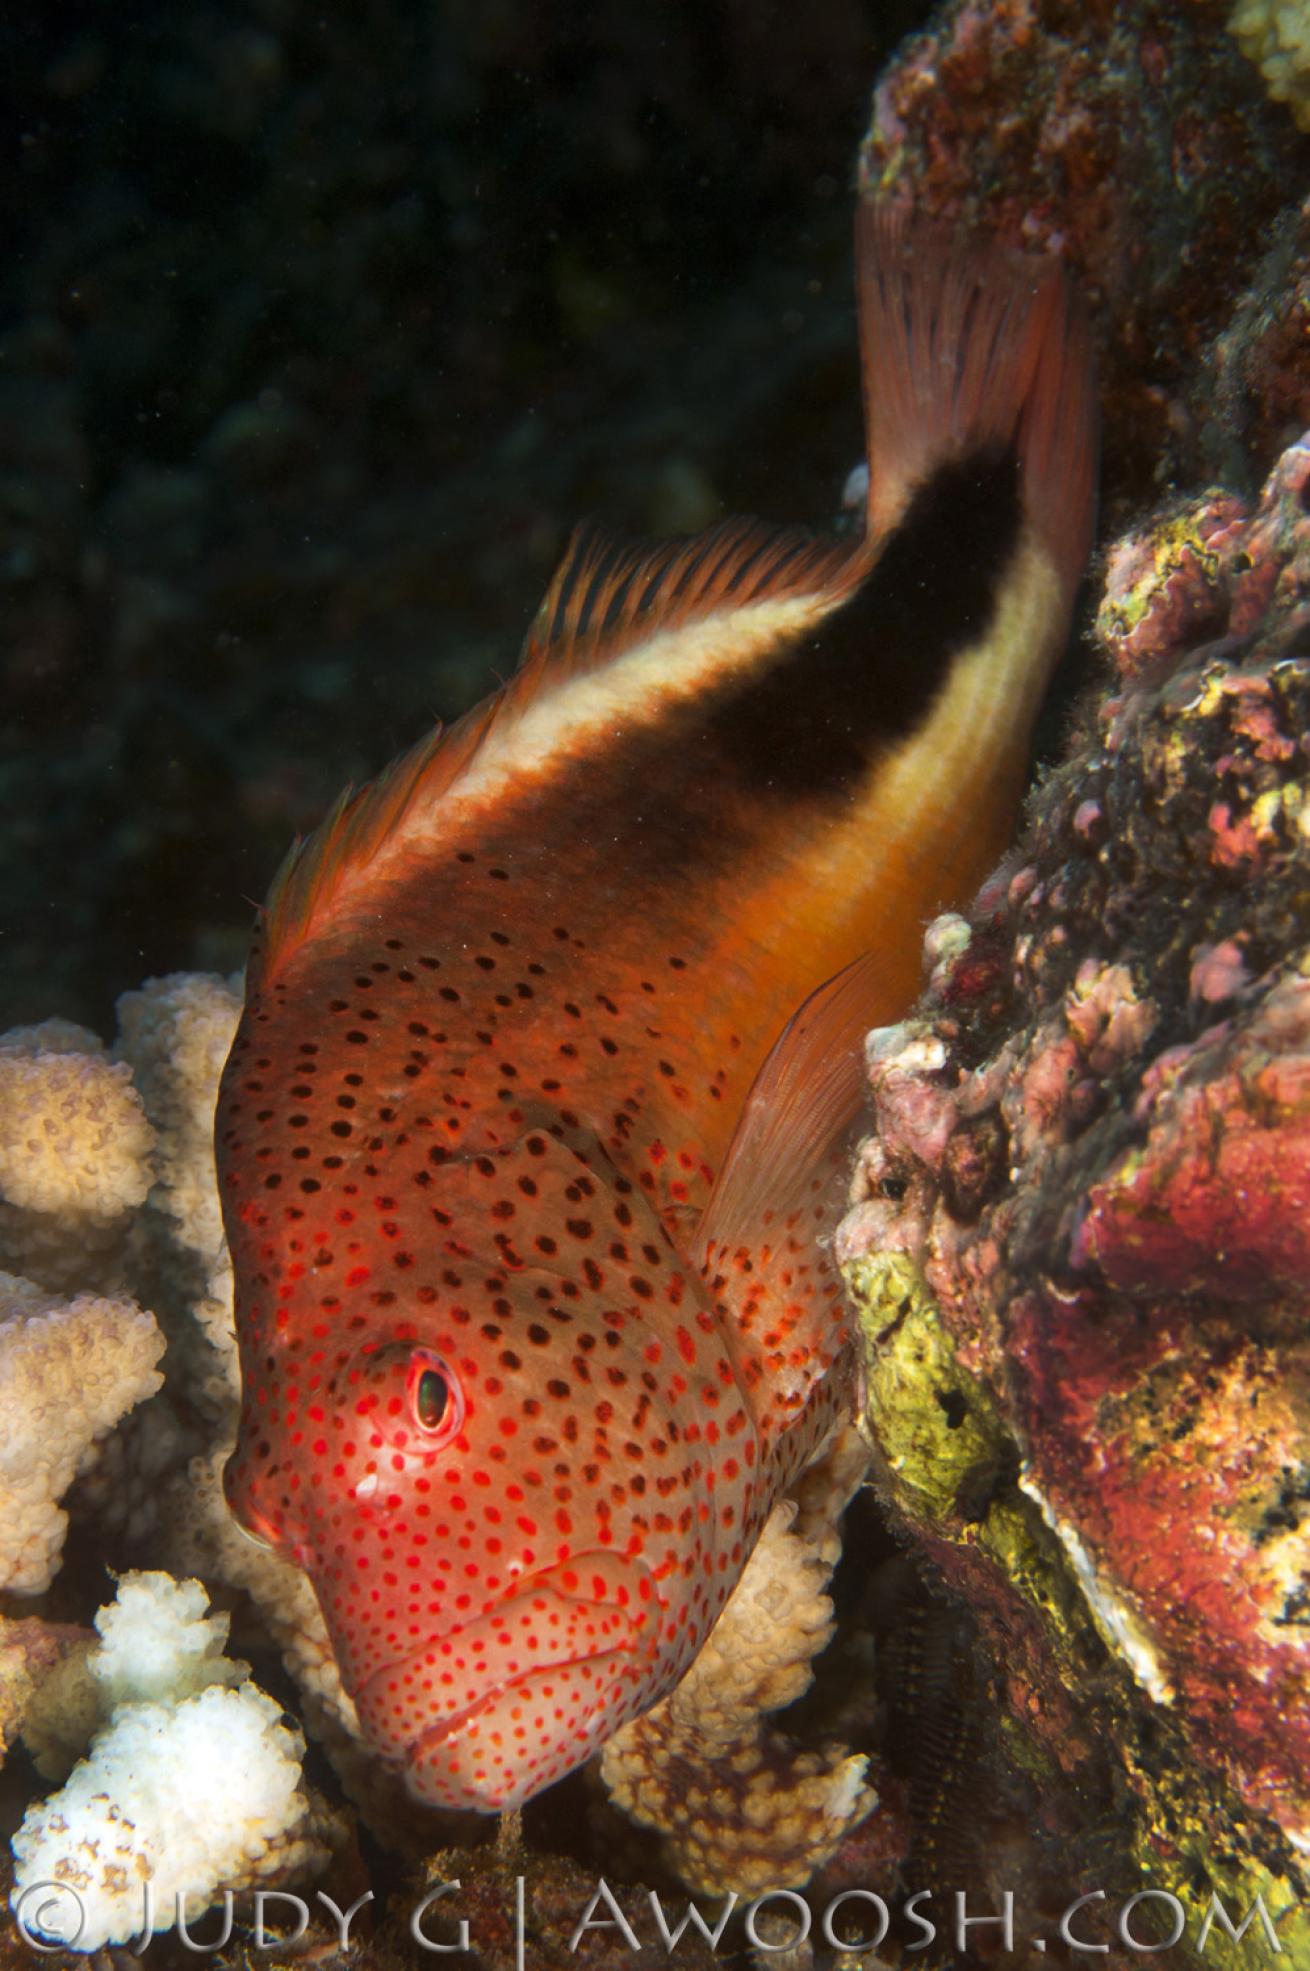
[838,432,1310,1953]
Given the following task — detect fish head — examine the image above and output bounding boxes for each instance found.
[223,1281,754,1810]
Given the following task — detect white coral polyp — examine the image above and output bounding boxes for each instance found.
[90,1571,244,1710]
[11,1686,315,1950]
[0,1047,155,1222]
[0,1279,164,1594]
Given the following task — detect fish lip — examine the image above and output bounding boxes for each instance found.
[405,1638,632,1762]
[352,1548,658,1753]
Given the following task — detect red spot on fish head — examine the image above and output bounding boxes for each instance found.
[223,1335,462,1565]
[232,1272,758,1812]
[217,1031,767,1810]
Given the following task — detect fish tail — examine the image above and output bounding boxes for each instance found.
[855,202,1097,595]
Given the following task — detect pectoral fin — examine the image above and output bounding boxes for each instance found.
[695,952,884,1443]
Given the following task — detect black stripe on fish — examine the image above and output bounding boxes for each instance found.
[686,441,1024,801]
[483,443,1029,889]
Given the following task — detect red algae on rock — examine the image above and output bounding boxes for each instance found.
[839,433,1310,1958]
[859,0,1310,519]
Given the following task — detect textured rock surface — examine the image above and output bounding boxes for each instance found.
[860,0,1310,521]
[839,432,1310,1965]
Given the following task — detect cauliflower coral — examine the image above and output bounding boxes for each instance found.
[0,1026,154,1291]
[0,976,245,1602]
[0,1274,163,1593]
[9,1572,339,1953]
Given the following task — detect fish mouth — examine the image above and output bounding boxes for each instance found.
[352,1549,659,1772]
[405,1651,644,1811]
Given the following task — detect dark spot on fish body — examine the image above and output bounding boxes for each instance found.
[488,443,1027,897]
[689,442,1025,801]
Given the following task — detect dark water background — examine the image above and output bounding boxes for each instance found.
[0,0,931,1034]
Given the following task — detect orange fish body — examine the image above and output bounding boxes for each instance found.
[216,209,1096,1811]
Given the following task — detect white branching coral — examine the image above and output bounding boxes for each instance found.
[116,972,243,1415]
[0,980,377,1881]
[9,1572,339,1953]
[0,1274,164,1594]
[18,1569,243,1783]
[116,973,239,1272]
[90,1570,245,1708]
[0,1027,155,1290]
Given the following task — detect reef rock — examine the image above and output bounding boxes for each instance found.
[860,0,1310,518]
[838,432,1310,1959]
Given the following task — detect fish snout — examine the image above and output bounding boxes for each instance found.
[222,1431,309,1563]
[351,1550,663,1810]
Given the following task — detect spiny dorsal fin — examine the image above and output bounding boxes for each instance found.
[257,206,1095,982]
[257,690,511,978]
[259,515,862,976]
[520,515,859,683]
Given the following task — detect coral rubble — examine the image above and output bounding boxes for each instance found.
[839,431,1310,1964]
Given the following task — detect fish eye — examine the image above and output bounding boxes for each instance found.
[416,1368,448,1429]
[406,1349,464,1445]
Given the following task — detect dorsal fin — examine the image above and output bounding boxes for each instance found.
[520,515,858,683]
[257,698,497,978]
[256,206,1094,983]
[258,515,861,977]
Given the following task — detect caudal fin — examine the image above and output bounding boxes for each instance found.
[855,203,1097,594]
